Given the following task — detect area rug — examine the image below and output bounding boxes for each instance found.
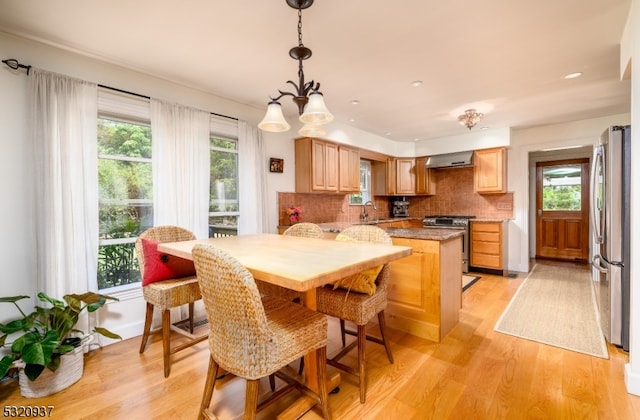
[494,264,608,358]
[462,274,480,291]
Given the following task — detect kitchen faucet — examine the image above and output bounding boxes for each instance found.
[362,200,377,221]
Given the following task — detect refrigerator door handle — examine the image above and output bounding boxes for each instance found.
[590,145,605,244]
[592,254,608,273]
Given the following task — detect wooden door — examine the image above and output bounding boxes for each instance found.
[535,158,589,262]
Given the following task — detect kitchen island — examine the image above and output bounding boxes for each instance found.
[382,227,463,342]
[278,221,464,342]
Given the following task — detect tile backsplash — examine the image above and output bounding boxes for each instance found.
[277,167,513,226]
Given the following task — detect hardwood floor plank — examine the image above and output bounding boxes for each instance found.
[1,263,638,419]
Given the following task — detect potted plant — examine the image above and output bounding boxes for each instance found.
[0,292,122,397]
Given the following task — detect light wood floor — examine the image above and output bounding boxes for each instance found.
[1,263,639,419]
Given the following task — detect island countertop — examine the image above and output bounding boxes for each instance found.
[381,227,464,241]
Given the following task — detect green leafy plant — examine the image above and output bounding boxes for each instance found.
[0,292,122,381]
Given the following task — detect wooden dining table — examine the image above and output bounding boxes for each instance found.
[158,233,412,418]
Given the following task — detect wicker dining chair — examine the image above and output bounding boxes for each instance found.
[135,225,208,378]
[192,243,331,420]
[315,224,394,404]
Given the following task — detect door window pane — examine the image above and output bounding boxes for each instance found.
[542,164,582,210]
[209,136,239,236]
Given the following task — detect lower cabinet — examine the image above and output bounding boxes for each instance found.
[386,236,462,342]
[469,220,508,274]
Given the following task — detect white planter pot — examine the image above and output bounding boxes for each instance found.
[18,345,84,398]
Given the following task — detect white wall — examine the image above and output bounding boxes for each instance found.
[621,0,639,396]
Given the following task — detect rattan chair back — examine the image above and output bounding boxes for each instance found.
[193,243,278,379]
[283,222,324,239]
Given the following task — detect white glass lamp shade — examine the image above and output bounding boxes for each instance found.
[258,101,291,132]
[298,123,326,137]
[299,91,333,124]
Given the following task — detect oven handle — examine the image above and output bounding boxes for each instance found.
[422,225,466,230]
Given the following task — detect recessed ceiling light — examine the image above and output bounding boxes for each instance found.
[410,80,423,87]
[350,99,360,105]
[385,132,392,136]
[349,118,356,123]
[564,72,583,79]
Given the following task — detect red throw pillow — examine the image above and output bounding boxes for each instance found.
[141,238,196,286]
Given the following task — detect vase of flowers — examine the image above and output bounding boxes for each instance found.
[286,206,303,225]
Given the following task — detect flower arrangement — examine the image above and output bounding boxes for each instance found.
[286,206,303,224]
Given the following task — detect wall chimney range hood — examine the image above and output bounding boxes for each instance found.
[425,151,474,169]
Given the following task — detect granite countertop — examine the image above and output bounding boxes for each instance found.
[382,227,464,241]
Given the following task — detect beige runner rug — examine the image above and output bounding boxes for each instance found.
[494,264,608,358]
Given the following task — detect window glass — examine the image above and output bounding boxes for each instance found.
[209,136,239,237]
[542,164,582,210]
[97,118,153,290]
[350,159,370,205]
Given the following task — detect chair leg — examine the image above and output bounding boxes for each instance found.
[245,379,260,420]
[316,346,331,420]
[357,324,367,404]
[198,355,220,420]
[269,374,276,391]
[378,311,394,364]
[162,309,171,378]
[340,319,346,347]
[139,302,154,354]
[188,302,195,334]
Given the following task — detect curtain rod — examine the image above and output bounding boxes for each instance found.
[2,57,238,121]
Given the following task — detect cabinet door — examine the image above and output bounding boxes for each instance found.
[310,139,328,190]
[338,146,360,192]
[396,158,415,195]
[415,157,436,195]
[324,142,339,191]
[474,147,506,193]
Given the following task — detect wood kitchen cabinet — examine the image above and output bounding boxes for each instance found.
[372,157,420,196]
[338,145,360,193]
[474,147,507,194]
[387,235,462,342]
[294,137,339,193]
[470,220,508,274]
[415,157,436,195]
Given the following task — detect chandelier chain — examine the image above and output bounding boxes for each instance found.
[297,8,303,47]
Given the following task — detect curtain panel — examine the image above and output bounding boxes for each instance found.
[29,69,98,296]
[150,99,210,238]
[237,121,268,234]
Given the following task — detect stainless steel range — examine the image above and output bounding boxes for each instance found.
[422,215,475,273]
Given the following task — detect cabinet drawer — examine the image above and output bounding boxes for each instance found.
[472,232,500,243]
[471,253,501,269]
[472,241,500,255]
[471,223,501,234]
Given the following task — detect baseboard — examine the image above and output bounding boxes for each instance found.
[624,363,640,396]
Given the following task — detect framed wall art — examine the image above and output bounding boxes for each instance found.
[269,158,284,173]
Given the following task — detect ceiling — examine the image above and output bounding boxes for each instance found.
[0,0,632,142]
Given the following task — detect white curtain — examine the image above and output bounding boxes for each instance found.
[237,121,268,234]
[150,99,210,238]
[30,69,98,296]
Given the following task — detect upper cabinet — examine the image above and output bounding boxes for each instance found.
[338,145,360,193]
[294,137,359,194]
[474,147,507,194]
[415,157,436,196]
[295,137,338,193]
[372,157,435,196]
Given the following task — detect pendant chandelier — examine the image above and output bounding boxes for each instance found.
[458,109,484,130]
[258,0,333,135]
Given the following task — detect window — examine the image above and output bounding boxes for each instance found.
[209,136,239,237]
[97,118,153,290]
[350,159,371,205]
[542,164,582,210]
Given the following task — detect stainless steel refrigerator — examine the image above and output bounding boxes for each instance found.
[590,125,631,350]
